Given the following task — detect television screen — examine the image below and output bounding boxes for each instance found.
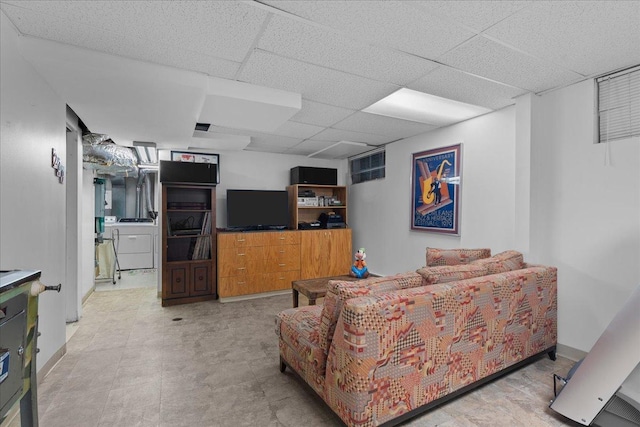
[226,190,289,229]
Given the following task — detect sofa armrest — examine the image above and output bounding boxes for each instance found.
[323,267,557,427]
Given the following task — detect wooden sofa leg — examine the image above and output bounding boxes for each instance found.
[279,356,286,373]
[548,348,557,361]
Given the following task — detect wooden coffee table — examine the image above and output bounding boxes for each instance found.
[291,275,359,307]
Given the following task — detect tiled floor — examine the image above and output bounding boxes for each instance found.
[25,285,582,427]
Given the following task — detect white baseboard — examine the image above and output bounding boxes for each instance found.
[556,343,587,362]
[37,343,66,384]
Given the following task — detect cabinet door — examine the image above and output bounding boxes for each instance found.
[300,230,327,279]
[165,264,190,298]
[190,264,211,296]
[300,229,352,279]
[325,229,352,277]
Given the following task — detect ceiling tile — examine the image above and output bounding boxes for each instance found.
[484,1,640,76]
[438,36,582,92]
[412,1,534,33]
[289,100,355,128]
[285,140,337,156]
[258,14,439,85]
[2,1,268,63]
[246,133,303,149]
[245,142,300,153]
[239,50,399,110]
[332,112,438,139]
[1,3,241,79]
[311,128,393,145]
[408,66,527,110]
[308,142,373,160]
[261,1,475,59]
[271,121,324,139]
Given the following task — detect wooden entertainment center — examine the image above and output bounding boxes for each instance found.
[160,178,352,303]
[217,184,352,299]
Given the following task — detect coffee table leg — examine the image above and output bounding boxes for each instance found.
[308,298,316,306]
[293,289,299,308]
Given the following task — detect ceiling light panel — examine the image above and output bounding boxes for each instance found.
[239,50,399,110]
[258,14,439,86]
[408,66,526,110]
[363,88,492,126]
[438,36,582,93]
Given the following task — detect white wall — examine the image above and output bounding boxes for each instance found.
[1,13,67,370]
[349,107,517,275]
[530,79,640,353]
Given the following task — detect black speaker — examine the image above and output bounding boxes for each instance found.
[290,166,337,185]
[160,161,218,185]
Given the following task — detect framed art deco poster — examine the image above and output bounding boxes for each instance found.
[411,144,462,234]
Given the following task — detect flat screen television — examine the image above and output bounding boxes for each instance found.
[226,189,289,230]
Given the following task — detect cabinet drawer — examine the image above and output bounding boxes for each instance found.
[218,232,266,248]
[263,231,300,246]
[118,233,152,254]
[265,245,300,272]
[218,270,300,297]
[217,246,267,277]
[262,270,300,292]
[218,274,261,297]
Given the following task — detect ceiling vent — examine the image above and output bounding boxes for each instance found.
[195,122,211,132]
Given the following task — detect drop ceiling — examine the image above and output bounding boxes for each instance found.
[1,0,639,159]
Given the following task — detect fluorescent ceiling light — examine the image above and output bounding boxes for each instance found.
[363,88,492,126]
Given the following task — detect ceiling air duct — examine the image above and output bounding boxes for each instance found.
[82,133,138,177]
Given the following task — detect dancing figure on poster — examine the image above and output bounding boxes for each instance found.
[430,178,442,206]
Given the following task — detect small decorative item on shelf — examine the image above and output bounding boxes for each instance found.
[349,248,369,279]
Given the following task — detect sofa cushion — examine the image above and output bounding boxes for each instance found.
[426,247,491,266]
[276,305,326,374]
[318,272,426,355]
[471,250,524,274]
[416,263,489,284]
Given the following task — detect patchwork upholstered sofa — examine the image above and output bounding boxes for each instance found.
[275,248,558,426]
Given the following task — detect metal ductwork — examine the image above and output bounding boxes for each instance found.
[82,133,138,177]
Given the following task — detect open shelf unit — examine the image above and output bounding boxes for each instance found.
[287,184,347,229]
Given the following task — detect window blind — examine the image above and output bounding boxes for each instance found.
[597,65,640,143]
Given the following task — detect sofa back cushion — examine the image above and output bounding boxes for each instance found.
[318,272,425,354]
[426,247,491,266]
[471,250,524,274]
[416,263,489,284]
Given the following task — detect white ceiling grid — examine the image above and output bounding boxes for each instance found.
[1,0,638,159]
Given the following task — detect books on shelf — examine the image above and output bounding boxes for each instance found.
[191,212,211,260]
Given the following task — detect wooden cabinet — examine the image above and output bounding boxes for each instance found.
[300,229,352,279]
[217,231,301,298]
[161,185,216,306]
[287,184,347,229]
